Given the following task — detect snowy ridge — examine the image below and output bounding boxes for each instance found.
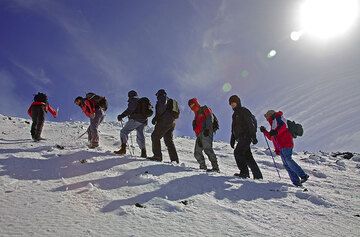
[0,115,359,237]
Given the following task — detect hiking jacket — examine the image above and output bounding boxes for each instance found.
[28,102,57,118]
[193,106,213,137]
[118,97,147,123]
[263,111,294,154]
[153,94,175,125]
[231,105,256,142]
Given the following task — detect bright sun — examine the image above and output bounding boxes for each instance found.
[300,0,359,39]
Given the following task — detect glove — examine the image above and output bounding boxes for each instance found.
[197,139,203,148]
[151,117,156,125]
[260,126,266,133]
[230,135,235,149]
[252,137,258,145]
[269,130,278,136]
[117,115,123,122]
[192,120,196,130]
[203,129,210,137]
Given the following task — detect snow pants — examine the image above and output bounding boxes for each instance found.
[120,119,146,149]
[194,133,219,170]
[151,122,179,162]
[234,137,263,179]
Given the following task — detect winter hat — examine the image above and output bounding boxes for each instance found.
[228,95,241,106]
[74,96,83,105]
[128,90,138,98]
[188,98,199,107]
[156,89,166,96]
[264,110,276,119]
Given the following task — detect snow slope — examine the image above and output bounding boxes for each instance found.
[0,115,359,237]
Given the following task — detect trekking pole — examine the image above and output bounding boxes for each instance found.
[263,133,281,179]
[77,130,87,139]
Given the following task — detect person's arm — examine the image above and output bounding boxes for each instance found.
[27,105,32,117]
[46,104,58,118]
[118,99,137,120]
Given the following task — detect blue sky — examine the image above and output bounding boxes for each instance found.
[1,0,359,152]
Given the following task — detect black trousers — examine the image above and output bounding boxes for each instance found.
[151,122,179,162]
[234,137,263,179]
[31,106,45,139]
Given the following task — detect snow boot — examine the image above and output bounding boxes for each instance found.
[206,168,220,173]
[199,164,207,170]
[88,143,99,149]
[114,144,126,155]
[147,156,162,162]
[300,174,309,183]
[234,173,250,179]
[141,148,147,158]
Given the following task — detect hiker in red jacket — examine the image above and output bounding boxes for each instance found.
[260,110,309,186]
[74,95,105,148]
[28,92,57,141]
[188,98,219,172]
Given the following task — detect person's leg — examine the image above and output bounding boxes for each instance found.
[194,136,206,169]
[280,148,301,186]
[34,107,45,140]
[120,119,138,145]
[202,134,219,171]
[88,109,104,147]
[151,123,167,158]
[135,122,146,150]
[282,148,308,181]
[163,123,179,163]
[30,108,38,139]
[115,119,138,154]
[244,145,263,179]
[233,139,250,177]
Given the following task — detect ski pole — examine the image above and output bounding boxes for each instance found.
[263,133,281,179]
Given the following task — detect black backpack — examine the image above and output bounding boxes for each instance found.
[287,120,303,138]
[212,113,219,133]
[34,92,48,103]
[241,107,257,137]
[166,98,180,119]
[137,97,153,117]
[86,92,108,111]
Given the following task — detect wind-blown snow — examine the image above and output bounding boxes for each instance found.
[0,115,359,236]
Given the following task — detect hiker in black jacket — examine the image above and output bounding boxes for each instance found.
[149,89,179,163]
[114,90,148,157]
[229,95,262,179]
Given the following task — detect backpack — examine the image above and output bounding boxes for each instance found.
[86,92,108,111]
[137,97,153,117]
[34,92,48,103]
[287,120,304,138]
[212,113,219,133]
[166,98,180,119]
[199,106,219,133]
[241,107,257,137]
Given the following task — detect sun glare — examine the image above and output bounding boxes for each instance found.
[300,0,359,39]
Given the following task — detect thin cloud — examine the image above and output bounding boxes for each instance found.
[12,61,52,85]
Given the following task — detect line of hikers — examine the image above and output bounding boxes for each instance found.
[28,90,309,187]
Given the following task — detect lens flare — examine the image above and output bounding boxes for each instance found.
[240,70,249,78]
[222,83,232,92]
[267,50,277,58]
